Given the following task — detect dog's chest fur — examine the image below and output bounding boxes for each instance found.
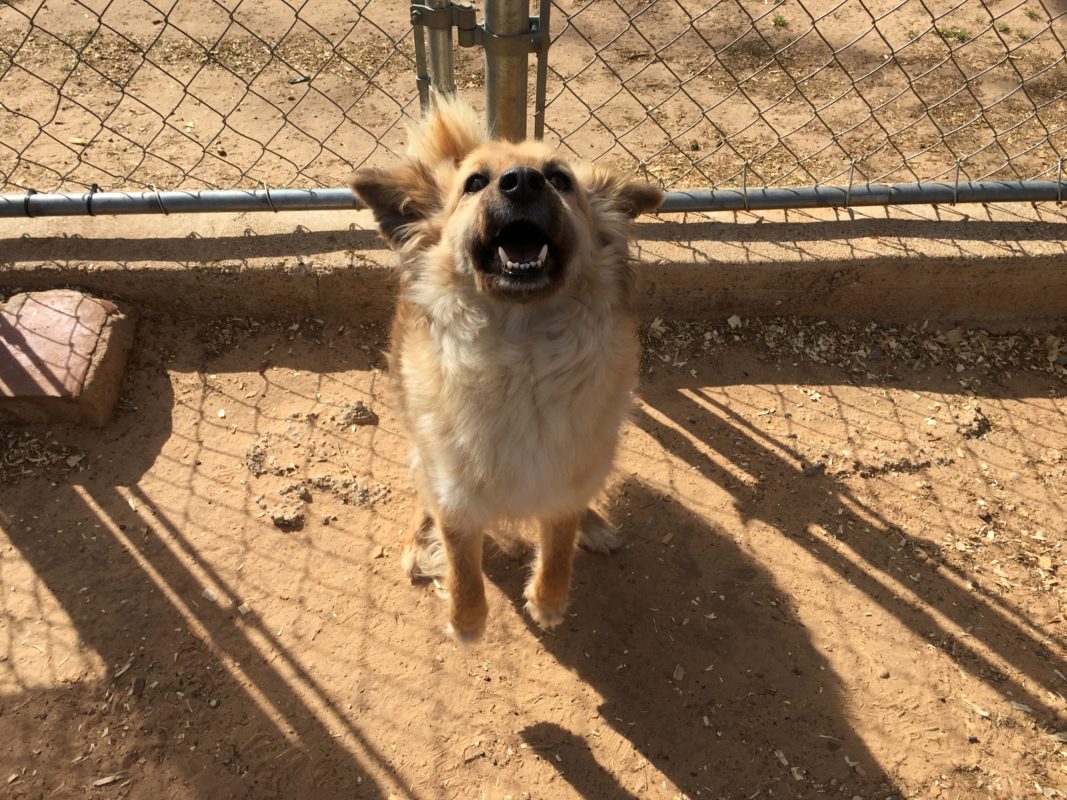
[399,297,637,523]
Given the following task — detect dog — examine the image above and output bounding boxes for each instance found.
[351,98,662,641]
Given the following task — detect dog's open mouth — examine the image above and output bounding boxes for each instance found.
[481,221,557,290]
[493,222,552,276]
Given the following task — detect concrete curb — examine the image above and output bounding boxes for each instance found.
[2,202,1066,327]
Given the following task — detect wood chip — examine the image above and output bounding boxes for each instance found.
[93,772,128,787]
[673,664,685,681]
[962,698,990,718]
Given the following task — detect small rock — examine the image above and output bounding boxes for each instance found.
[879,669,890,679]
[803,461,826,477]
[727,314,742,330]
[209,698,219,708]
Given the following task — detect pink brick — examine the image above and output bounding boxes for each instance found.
[1,290,135,426]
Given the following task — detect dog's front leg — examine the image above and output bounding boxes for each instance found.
[524,512,582,629]
[440,519,489,642]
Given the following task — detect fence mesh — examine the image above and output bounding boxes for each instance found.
[0,0,1064,195]
[0,0,434,193]
[546,0,1067,189]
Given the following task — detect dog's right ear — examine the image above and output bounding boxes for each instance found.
[351,161,441,246]
[353,97,487,246]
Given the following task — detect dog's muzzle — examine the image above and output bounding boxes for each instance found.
[472,169,569,299]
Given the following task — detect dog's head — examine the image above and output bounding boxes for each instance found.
[351,98,662,303]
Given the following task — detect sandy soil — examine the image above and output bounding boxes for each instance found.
[0,0,1064,193]
[2,311,1066,799]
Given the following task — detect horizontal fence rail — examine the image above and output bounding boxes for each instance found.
[2,180,1063,218]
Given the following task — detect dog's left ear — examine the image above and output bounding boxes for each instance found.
[582,166,664,219]
[351,161,440,246]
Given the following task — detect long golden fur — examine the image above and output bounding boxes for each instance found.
[351,98,662,641]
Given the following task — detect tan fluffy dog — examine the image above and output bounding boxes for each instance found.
[351,99,662,641]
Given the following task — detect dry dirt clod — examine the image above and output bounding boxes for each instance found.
[339,401,379,427]
[268,503,305,531]
[957,405,991,439]
[245,440,268,477]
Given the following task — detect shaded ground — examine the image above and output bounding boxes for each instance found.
[1,311,1066,799]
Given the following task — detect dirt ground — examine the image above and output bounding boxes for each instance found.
[1,0,1065,194]
[2,310,1066,799]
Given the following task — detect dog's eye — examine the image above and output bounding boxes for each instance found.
[547,170,572,192]
[464,173,489,194]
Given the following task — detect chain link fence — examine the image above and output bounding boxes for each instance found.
[1,0,1065,197]
[0,0,473,193]
[546,0,1067,189]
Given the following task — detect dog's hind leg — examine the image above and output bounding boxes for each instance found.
[578,507,621,555]
[524,512,582,629]
[401,509,447,581]
[440,520,489,642]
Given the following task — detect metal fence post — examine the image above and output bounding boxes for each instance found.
[426,0,457,97]
[484,0,530,141]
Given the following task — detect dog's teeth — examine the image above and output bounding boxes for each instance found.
[538,244,548,264]
[498,247,509,266]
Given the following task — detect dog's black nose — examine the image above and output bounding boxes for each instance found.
[498,167,546,204]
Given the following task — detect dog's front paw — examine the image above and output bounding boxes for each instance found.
[446,620,486,644]
[578,509,621,555]
[447,599,489,643]
[523,585,568,630]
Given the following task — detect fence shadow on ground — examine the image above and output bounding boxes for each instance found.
[632,360,1067,731]
[486,353,1064,798]
[0,334,407,799]
[487,475,899,799]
